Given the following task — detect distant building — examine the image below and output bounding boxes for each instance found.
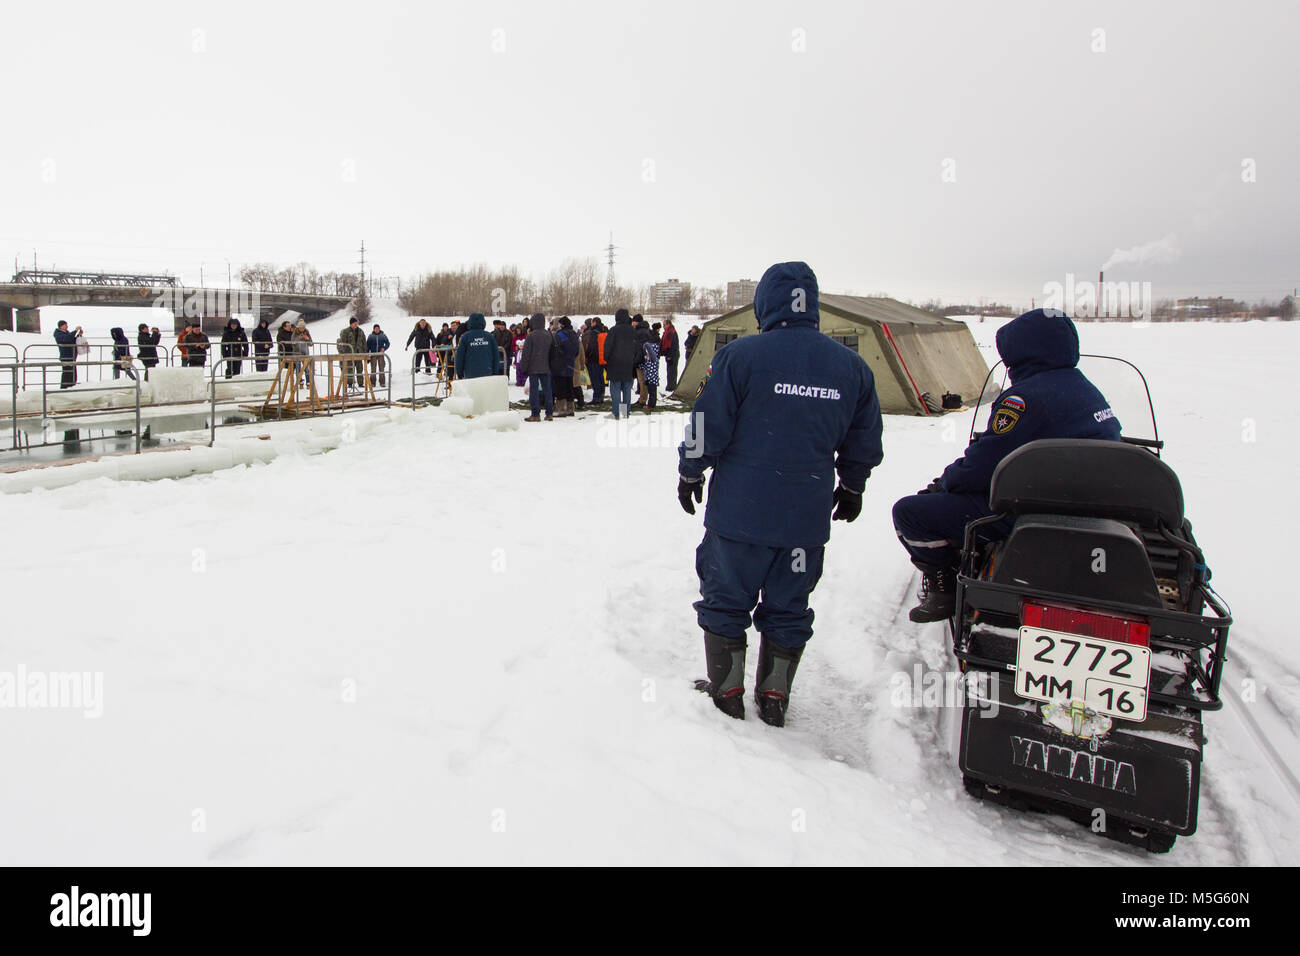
[726,279,757,309]
[1175,296,1234,314]
[649,278,692,311]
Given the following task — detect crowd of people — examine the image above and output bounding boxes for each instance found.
[51,311,705,408]
[508,311,699,421]
[397,311,703,421]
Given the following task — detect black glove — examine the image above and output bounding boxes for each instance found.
[678,475,704,515]
[917,477,943,495]
[832,486,862,522]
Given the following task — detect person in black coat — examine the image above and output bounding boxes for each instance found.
[492,319,514,375]
[551,316,581,417]
[603,309,640,419]
[518,313,555,422]
[407,319,437,375]
[684,326,701,363]
[110,327,137,381]
[435,323,456,379]
[220,318,249,378]
[54,320,80,388]
[136,323,162,381]
[632,316,654,408]
[275,321,294,363]
[251,318,273,372]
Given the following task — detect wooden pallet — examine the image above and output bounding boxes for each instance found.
[244,355,386,419]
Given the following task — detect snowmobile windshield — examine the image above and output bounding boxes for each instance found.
[968,353,1161,453]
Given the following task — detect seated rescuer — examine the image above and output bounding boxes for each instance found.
[892,308,1122,623]
[677,261,884,727]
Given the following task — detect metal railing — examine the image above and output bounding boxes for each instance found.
[2,360,142,457]
[172,338,346,367]
[0,344,16,365]
[22,341,173,388]
[410,346,454,404]
[407,345,509,405]
[209,351,393,445]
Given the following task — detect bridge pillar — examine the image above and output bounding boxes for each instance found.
[200,313,228,335]
[0,306,12,331]
[16,308,41,333]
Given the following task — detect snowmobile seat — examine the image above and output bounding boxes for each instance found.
[989,439,1184,530]
[991,514,1165,608]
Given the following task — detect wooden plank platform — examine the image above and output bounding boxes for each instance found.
[239,396,388,419]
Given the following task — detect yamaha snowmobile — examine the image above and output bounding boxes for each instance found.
[950,355,1232,853]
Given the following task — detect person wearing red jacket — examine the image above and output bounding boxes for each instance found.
[660,315,681,392]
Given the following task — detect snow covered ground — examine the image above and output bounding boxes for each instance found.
[1,315,1297,865]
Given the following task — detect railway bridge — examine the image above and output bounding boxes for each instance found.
[0,271,353,333]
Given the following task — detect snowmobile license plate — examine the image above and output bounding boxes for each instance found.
[1014,627,1150,721]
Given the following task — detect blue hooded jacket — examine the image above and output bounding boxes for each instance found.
[678,261,884,547]
[454,313,503,379]
[940,308,1122,495]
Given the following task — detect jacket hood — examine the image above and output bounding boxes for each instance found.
[110,327,126,342]
[614,309,631,326]
[529,313,545,331]
[468,313,486,330]
[996,308,1080,383]
[754,261,820,330]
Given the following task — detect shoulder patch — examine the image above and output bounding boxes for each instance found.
[1001,395,1026,412]
[991,408,1020,434]
[695,365,713,398]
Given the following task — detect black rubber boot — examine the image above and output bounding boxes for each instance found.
[908,563,957,623]
[700,631,747,719]
[754,637,804,727]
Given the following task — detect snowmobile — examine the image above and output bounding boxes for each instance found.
[949,355,1232,853]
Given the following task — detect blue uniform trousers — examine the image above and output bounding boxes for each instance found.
[891,492,1012,568]
[694,530,825,650]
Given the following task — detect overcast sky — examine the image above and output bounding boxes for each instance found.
[1,0,1295,307]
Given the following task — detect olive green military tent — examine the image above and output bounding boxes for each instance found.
[672,295,991,414]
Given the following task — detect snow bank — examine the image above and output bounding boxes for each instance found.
[10,365,279,414]
[14,379,141,413]
[449,375,510,415]
[147,367,205,404]
[440,396,475,418]
[0,441,279,493]
[0,321,1296,865]
[0,399,523,496]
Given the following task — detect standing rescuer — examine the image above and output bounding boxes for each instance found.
[678,261,884,726]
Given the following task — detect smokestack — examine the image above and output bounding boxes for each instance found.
[1098,270,1104,319]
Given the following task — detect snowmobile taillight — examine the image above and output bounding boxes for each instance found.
[1021,601,1150,647]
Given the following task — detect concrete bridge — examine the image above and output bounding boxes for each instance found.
[0,280,353,334]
